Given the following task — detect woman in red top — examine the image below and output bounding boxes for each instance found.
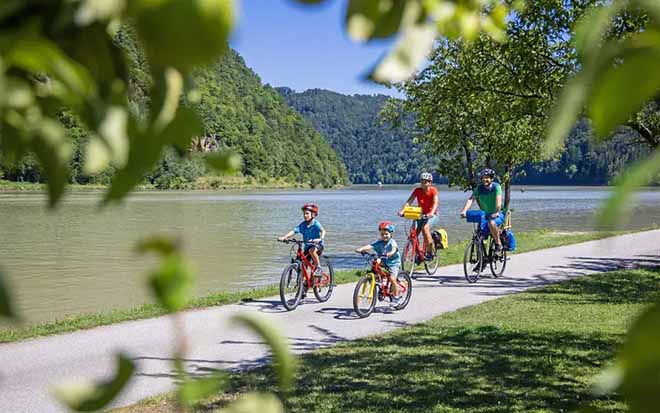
[398,172,439,260]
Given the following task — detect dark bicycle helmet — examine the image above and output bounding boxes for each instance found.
[301,203,319,215]
[378,221,395,233]
[478,168,496,179]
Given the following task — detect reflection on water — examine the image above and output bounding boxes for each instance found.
[1,185,659,325]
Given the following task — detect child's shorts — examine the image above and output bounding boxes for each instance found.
[304,242,324,255]
[385,265,400,278]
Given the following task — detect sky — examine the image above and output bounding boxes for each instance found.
[230,0,399,97]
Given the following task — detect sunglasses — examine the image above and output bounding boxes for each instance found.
[421,179,431,183]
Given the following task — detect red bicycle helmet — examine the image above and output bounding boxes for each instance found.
[301,203,319,215]
[378,221,395,233]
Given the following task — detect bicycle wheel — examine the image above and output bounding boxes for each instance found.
[393,272,412,310]
[463,238,483,283]
[313,255,335,302]
[488,239,507,277]
[401,239,417,279]
[424,243,441,275]
[353,274,378,318]
[279,263,303,311]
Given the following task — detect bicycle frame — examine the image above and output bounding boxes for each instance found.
[469,222,487,253]
[359,255,406,301]
[404,219,429,261]
[471,221,502,262]
[290,241,321,289]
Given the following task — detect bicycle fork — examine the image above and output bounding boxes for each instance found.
[360,273,377,302]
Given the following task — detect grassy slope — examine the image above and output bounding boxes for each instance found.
[0,229,638,344]
[118,268,660,413]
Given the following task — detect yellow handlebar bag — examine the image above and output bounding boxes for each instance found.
[403,206,422,220]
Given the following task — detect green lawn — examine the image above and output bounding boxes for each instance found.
[119,268,660,413]
[0,229,644,344]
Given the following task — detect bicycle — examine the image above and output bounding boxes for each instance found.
[278,239,334,311]
[401,216,441,279]
[462,210,507,283]
[353,251,412,318]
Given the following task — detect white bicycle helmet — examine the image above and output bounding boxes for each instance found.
[420,172,433,182]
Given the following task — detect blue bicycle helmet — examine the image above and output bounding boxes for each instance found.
[378,221,395,233]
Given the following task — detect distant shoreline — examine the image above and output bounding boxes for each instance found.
[0,178,337,193]
[2,179,659,194]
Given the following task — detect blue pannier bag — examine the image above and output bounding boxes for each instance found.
[465,210,485,223]
[505,230,516,251]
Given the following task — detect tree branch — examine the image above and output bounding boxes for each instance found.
[472,85,545,100]
[625,121,659,148]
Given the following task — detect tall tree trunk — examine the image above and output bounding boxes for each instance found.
[503,162,512,211]
[462,140,475,189]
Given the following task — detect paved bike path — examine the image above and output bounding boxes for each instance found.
[1,230,659,412]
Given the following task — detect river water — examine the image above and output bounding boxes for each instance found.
[1,185,659,326]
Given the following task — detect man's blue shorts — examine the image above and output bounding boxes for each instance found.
[480,212,504,235]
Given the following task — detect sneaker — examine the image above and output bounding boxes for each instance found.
[494,244,503,257]
[472,263,485,273]
[313,266,323,279]
[425,253,434,261]
[390,296,402,307]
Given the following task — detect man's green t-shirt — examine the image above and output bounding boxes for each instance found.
[474,183,502,214]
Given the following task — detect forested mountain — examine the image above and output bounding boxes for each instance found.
[190,50,347,187]
[0,33,348,188]
[1,29,649,189]
[278,87,652,186]
[278,88,437,184]
[515,121,651,185]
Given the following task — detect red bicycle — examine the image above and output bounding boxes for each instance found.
[278,239,334,311]
[353,252,412,318]
[401,217,441,278]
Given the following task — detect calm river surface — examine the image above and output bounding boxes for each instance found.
[2,185,659,326]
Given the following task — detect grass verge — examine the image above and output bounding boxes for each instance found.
[0,228,645,344]
[117,267,660,413]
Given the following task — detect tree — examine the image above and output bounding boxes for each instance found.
[393,0,601,208]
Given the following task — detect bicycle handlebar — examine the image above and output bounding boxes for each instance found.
[278,238,322,245]
[358,251,387,259]
[278,238,303,244]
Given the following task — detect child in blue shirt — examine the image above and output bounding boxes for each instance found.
[278,203,326,276]
[355,221,402,306]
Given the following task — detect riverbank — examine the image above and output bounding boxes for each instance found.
[0,228,637,344]
[116,267,659,412]
[0,177,331,192]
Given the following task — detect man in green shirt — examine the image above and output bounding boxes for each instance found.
[460,168,505,253]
